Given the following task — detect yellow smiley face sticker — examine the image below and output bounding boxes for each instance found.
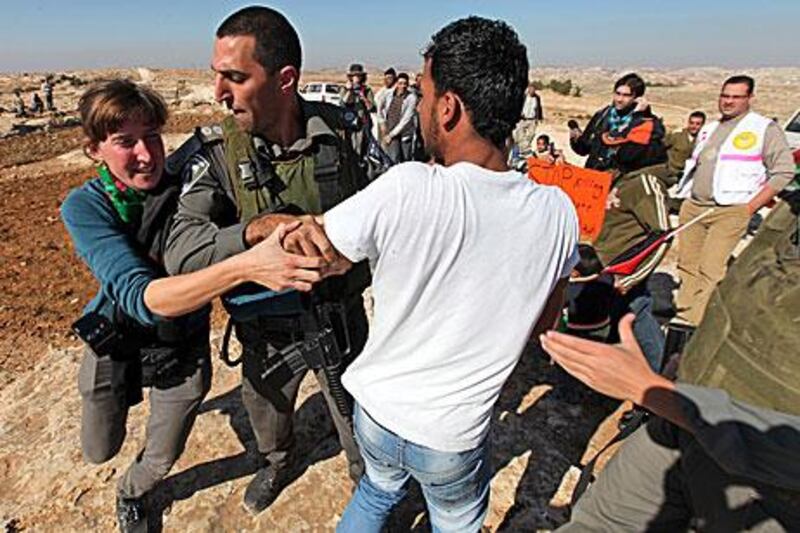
[733,131,757,150]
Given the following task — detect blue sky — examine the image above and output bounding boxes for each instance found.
[2,0,797,72]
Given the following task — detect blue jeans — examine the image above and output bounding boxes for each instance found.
[337,404,491,533]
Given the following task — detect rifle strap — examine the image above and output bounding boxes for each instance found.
[219,318,241,367]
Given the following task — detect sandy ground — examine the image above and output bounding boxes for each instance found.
[0,66,797,532]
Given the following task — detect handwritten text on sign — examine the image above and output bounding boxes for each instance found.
[527,158,612,241]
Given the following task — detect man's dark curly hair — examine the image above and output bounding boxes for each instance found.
[423,17,529,149]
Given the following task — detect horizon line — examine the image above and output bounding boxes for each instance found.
[3,64,800,77]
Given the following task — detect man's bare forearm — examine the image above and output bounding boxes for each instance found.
[244,212,297,247]
[746,184,779,215]
[637,377,695,432]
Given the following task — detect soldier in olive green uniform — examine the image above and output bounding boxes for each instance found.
[164,6,370,514]
[663,111,706,185]
[542,191,800,531]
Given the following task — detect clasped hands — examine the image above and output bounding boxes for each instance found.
[241,213,352,292]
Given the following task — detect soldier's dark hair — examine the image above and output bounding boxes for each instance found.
[397,72,410,82]
[423,16,529,150]
[216,6,302,73]
[537,134,550,145]
[723,75,755,95]
[614,73,646,98]
[78,79,167,145]
[689,110,707,121]
[384,67,397,77]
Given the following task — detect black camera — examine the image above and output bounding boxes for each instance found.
[71,312,120,356]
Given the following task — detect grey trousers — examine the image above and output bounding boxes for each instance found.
[78,343,212,499]
[236,302,368,483]
[560,418,800,532]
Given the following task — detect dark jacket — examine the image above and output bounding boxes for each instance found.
[570,106,612,170]
[571,105,667,175]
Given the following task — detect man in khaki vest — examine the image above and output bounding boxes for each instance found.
[673,75,794,328]
[164,5,370,515]
[540,192,800,531]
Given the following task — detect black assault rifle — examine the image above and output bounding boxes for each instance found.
[258,302,352,418]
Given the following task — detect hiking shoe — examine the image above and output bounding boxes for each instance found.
[116,494,148,533]
[243,464,288,515]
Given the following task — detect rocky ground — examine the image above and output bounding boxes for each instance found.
[0,66,797,532]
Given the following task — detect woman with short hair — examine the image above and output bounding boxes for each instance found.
[61,79,321,532]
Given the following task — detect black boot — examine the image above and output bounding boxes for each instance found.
[116,494,148,533]
[243,464,289,515]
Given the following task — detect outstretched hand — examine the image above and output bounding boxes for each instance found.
[243,221,326,292]
[540,314,671,405]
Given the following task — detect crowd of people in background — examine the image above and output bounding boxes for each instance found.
[335,63,425,165]
[8,76,56,117]
[42,4,800,532]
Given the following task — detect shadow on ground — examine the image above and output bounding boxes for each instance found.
[148,385,342,531]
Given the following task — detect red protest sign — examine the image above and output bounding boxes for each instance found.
[527,158,612,241]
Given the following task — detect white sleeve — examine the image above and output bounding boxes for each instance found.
[324,167,404,264]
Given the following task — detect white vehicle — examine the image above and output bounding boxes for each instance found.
[784,108,800,150]
[300,82,342,106]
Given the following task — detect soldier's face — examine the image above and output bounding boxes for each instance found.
[212,35,280,135]
[687,116,705,135]
[89,119,164,191]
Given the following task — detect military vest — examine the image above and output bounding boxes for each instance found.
[205,103,364,222]
[193,103,370,305]
[678,197,800,415]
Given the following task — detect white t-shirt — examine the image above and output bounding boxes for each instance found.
[325,161,579,452]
